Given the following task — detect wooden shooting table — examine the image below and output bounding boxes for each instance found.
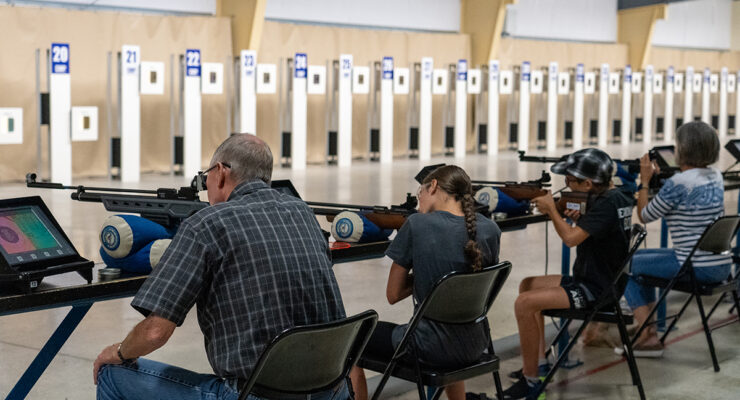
[0,240,389,400]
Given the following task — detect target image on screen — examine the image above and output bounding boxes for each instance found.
[0,205,76,266]
[0,208,58,254]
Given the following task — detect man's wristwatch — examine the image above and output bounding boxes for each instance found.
[117,342,137,364]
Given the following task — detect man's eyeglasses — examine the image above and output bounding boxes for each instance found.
[564,175,585,185]
[194,162,232,191]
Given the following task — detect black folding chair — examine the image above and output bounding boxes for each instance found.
[631,215,740,372]
[358,261,512,400]
[238,310,378,400]
[536,224,648,400]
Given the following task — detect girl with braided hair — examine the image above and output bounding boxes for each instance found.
[350,165,502,400]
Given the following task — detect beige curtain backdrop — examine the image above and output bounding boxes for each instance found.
[0,5,231,182]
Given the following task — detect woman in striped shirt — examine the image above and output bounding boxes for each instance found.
[627,121,731,357]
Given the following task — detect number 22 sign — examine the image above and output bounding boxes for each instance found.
[186,49,201,77]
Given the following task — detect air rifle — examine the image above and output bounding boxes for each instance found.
[472,170,552,201]
[518,147,680,191]
[25,173,207,230]
[307,194,418,231]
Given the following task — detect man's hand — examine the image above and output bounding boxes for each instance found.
[531,191,557,216]
[563,208,581,222]
[93,343,123,385]
[640,153,659,186]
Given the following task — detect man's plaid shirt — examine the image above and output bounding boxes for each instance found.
[131,180,346,380]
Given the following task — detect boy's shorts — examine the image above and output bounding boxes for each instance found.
[560,276,594,310]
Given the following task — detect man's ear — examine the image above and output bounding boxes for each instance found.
[218,164,228,189]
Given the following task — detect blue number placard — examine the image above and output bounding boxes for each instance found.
[490,61,499,82]
[457,59,468,81]
[667,66,674,83]
[422,59,433,80]
[51,43,70,74]
[521,61,530,82]
[122,46,140,75]
[382,57,393,80]
[244,52,255,77]
[186,49,201,77]
[624,65,632,83]
[576,63,584,83]
[295,53,307,79]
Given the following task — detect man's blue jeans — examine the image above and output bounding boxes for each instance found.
[97,358,350,400]
[624,248,732,309]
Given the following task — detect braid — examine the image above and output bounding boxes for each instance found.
[423,164,484,271]
[462,193,483,271]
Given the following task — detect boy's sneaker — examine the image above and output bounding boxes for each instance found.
[501,376,544,400]
[507,363,551,382]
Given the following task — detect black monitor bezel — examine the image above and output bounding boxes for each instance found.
[651,145,677,169]
[0,196,83,273]
[724,139,740,162]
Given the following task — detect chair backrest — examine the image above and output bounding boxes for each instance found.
[608,224,647,303]
[693,215,740,255]
[239,310,378,400]
[415,261,512,325]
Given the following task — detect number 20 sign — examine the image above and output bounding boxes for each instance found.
[51,43,70,74]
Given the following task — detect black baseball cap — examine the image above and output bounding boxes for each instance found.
[550,148,614,184]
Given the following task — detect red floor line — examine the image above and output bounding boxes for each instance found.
[552,314,739,388]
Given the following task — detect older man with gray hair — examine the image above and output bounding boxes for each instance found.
[94,134,349,400]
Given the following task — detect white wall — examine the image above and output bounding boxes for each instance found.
[503,0,617,43]
[264,0,460,32]
[1,0,216,15]
[652,0,731,50]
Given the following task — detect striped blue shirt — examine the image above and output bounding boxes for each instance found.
[642,168,730,268]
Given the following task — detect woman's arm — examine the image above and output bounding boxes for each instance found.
[636,153,655,224]
[636,186,650,223]
[386,262,414,305]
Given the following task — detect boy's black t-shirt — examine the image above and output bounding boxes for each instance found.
[573,188,634,298]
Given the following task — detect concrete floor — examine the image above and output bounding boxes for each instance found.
[0,140,739,399]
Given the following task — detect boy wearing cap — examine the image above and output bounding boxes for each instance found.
[502,148,633,400]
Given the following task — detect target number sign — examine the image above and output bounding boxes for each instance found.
[51,43,70,74]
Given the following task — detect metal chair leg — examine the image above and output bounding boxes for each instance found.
[544,318,573,358]
[492,370,504,400]
[731,290,740,316]
[695,295,721,372]
[430,387,444,400]
[413,359,426,400]
[487,341,504,400]
[534,316,592,399]
[707,292,727,320]
[659,294,694,344]
[632,277,678,345]
[616,308,646,399]
[370,359,397,400]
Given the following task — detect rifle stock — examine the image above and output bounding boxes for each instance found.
[498,186,548,201]
[555,191,590,216]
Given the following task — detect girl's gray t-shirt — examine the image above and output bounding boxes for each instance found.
[385,210,502,367]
